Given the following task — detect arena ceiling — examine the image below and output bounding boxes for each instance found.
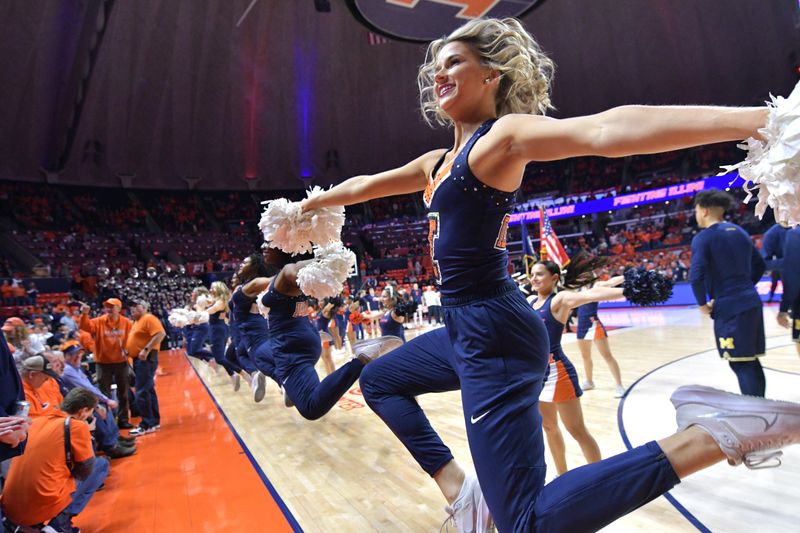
[0,0,797,190]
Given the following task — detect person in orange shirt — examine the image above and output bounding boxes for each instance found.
[20,355,63,418]
[1,388,109,532]
[125,300,166,436]
[79,298,133,429]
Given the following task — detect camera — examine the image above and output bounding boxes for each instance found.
[394,300,419,319]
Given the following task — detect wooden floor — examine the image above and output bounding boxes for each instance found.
[193,303,800,532]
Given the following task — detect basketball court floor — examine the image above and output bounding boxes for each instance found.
[76,303,799,532]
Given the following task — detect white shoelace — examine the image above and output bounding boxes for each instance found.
[744,450,783,469]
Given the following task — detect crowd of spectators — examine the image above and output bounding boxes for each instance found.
[0,295,172,530]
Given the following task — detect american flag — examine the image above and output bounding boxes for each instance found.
[539,206,570,268]
[367,31,390,45]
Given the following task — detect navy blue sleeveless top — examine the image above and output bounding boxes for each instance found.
[316,311,331,333]
[208,309,223,325]
[227,298,241,344]
[425,119,517,298]
[577,301,599,319]
[532,294,565,358]
[231,287,270,350]
[379,311,405,342]
[260,284,318,357]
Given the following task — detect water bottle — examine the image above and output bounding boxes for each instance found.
[110,384,118,404]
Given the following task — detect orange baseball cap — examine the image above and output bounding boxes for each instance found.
[103,298,123,308]
[61,340,84,355]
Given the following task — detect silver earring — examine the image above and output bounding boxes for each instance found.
[484,78,491,84]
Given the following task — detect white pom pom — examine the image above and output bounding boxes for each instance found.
[195,294,211,310]
[168,308,190,328]
[256,287,271,319]
[297,242,356,300]
[721,80,800,227]
[258,187,345,254]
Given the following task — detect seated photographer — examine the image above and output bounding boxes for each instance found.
[60,341,136,459]
[1,387,110,533]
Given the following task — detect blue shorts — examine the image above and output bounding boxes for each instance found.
[576,315,608,340]
[713,306,765,361]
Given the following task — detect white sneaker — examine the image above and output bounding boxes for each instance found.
[614,384,626,398]
[253,371,267,403]
[129,425,156,437]
[231,373,241,392]
[440,471,494,533]
[671,384,800,468]
[353,336,404,364]
[581,380,595,391]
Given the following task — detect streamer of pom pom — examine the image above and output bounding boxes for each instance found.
[297,242,356,299]
[258,187,346,254]
[188,310,209,324]
[622,268,673,306]
[168,308,190,328]
[720,80,800,227]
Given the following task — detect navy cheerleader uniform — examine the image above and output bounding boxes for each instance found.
[378,311,405,342]
[532,294,583,403]
[261,283,365,420]
[186,318,212,362]
[226,299,258,375]
[361,119,679,533]
[576,301,608,341]
[231,287,276,380]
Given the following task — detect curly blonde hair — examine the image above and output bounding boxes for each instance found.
[417,18,555,127]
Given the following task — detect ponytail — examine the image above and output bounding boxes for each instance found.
[536,251,607,290]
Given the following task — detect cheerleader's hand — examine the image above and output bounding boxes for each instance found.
[777,312,790,328]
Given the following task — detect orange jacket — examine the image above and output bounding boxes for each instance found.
[79,313,132,364]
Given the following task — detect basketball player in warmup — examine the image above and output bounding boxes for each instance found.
[691,189,767,396]
[761,222,789,303]
[252,244,402,420]
[230,253,275,403]
[303,18,800,532]
[575,282,626,397]
[777,225,800,357]
[197,281,242,390]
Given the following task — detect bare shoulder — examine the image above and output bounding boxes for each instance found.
[416,148,448,177]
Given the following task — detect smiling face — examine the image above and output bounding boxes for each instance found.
[433,41,496,121]
[529,263,558,295]
[380,289,396,310]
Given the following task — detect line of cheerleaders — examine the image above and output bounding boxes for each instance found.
[174,16,800,533]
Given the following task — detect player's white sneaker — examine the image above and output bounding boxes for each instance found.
[581,380,595,391]
[440,471,494,533]
[671,385,800,468]
[353,336,404,364]
[252,371,267,403]
[614,384,626,398]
